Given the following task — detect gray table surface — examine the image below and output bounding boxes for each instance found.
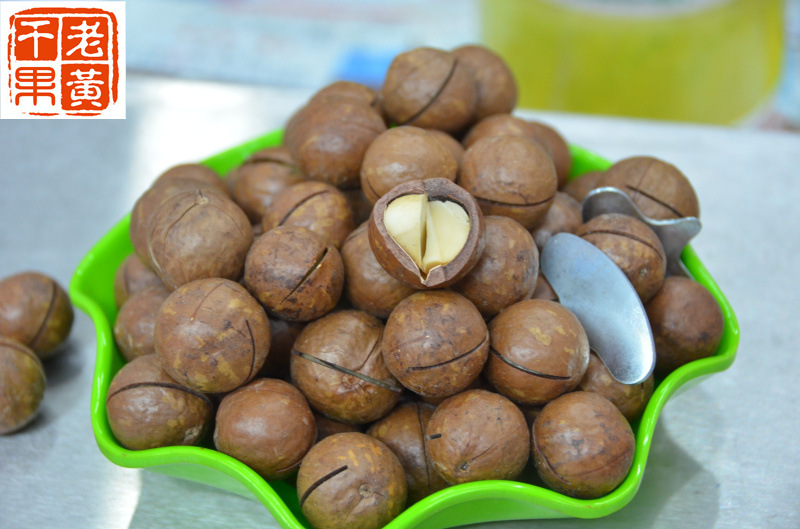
[1,75,799,529]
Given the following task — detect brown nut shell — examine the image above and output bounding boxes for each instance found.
[315,412,363,443]
[453,44,517,121]
[563,170,605,203]
[426,389,529,484]
[645,276,724,375]
[532,192,582,250]
[577,213,666,302]
[308,81,378,108]
[598,156,700,219]
[261,181,355,249]
[113,254,164,308]
[113,285,171,362]
[383,291,489,398]
[154,278,271,393]
[458,135,557,230]
[290,310,401,424]
[461,113,539,150]
[0,271,74,359]
[153,163,227,196]
[527,121,572,188]
[360,126,458,204]
[105,354,213,450]
[214,378,316,480]
[381,47,477,133]
[368,178,485,290]
[451,216,539,319]
[427,130,465,166]
[0,337,46,435]
[341,222,415,319]
[146,188,253,290]
[486,299,589,406]
[297,432,407,529]
[578,352,654,423]
[367,401,447,503]
[244,226,344,322]
[532,391,635,499]
[258,318,305,380]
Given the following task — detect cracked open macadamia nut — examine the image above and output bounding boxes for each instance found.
[154,278,271,394]
[105,354,213,450]
[360,126,458,205]
[486,299,589,406]
[297,432,407,529]
[598,156,700,220]
[0,271,74,359]
[577,213,666,302]
[261,181,354,249]
[147,187,253,290]
[381,47,477,133]
[426,389,529,484]
[341,223,415,319]
[214,378,316,481]
[451,215,539,319]
[290,310,401,424]
[383,291,489,399]
[458,135,557,230]
[532,391,635,499]
[244,226,344,322]
[369,178,485,290]
[367,401,447,503]
[0,337,46,435]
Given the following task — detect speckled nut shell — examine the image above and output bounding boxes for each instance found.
[578,352,654,422]
[261,181,355,249]
[369,178,485,290]
[532,192,582,251]
[532,391,635,499]
[461,113,539,149]
[427,130,465,165]
[214,378,316,480]
[451,216,539,320]
[154,278,271,393]
[0,271,74,359]
[105,354,213,450]
[113,254,163,308]
[297,432,407,529]
[486,299,589,406]
[244,226,344,322]
[458,135,557,230]
[153,163,228,196]
[381,47,477,133]
[563,170,605,203]
[146,188,253,290]
[285,100,387,189]
[360,126,458,204]
[227,146,305,223]
[290,310,401,424]
[598,156,700,219]
[113,285,171,362]
[577,213,666,302]
[645,277,724,375]
[367,401,447,503]
[383,291,489,398]
[527,121,572,188]
[453,44,517,121]
[426,389,529,484]
[341,223,415,319]
[0,337,45,435]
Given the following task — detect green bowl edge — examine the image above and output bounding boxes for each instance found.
[68,132,739,529]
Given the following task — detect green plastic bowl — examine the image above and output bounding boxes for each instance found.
[69,130,739,529]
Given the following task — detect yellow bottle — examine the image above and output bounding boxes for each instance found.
[482,0,785,124]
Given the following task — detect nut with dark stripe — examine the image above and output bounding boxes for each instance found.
[486,299,589,406]
[577,213,666,302]
[382,291,489,399]
[297,432,407,529]
[105,354,213,450]
[290,310,401,424]
[0,271,74,360]
[244,226,344,322]
[154,278,271,394]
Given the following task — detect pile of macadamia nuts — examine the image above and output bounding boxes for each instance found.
[107,44,725,529]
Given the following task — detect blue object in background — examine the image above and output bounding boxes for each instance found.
[334,47,400,89]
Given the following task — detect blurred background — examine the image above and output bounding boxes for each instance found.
[126,0,799,130]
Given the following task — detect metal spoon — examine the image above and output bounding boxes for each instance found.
[581,187,702,277]
[540,233,655,384]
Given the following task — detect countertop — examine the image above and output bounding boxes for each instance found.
[1,75,799,529]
